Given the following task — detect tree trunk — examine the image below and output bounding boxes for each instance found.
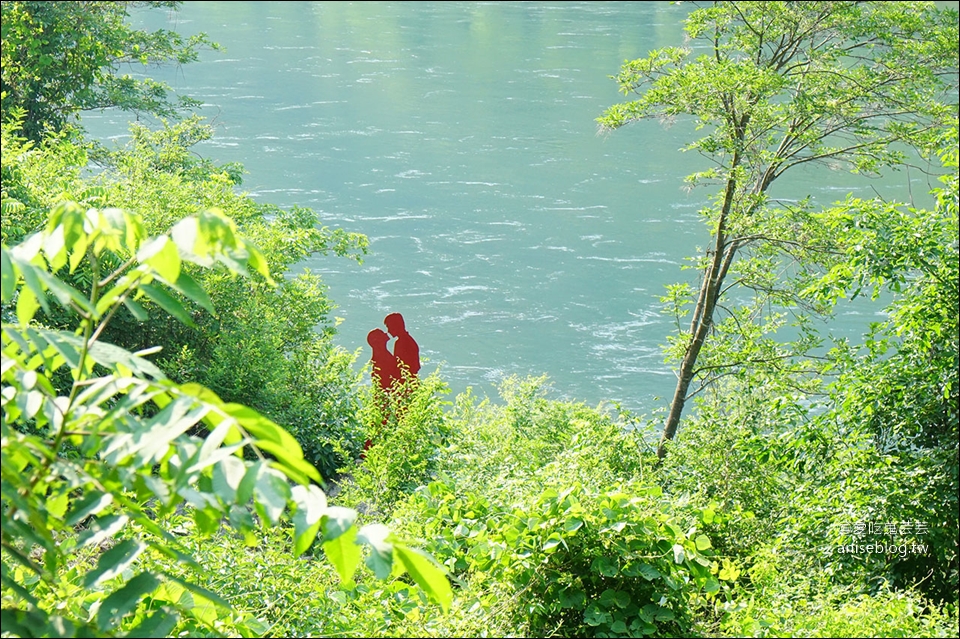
[657,172,739,459]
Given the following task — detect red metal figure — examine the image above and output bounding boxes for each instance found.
[384,312,420,380]
[367,328,400,391]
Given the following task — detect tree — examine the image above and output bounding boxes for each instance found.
[1,1,213,140]
[597,1,958,458]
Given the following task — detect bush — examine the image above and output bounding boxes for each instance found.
[1,116,371,480]
[339,371,452,516]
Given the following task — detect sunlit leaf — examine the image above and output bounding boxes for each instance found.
[212,455,247,504]
[252,465,291,525]
[16,286,40,326]
[394,544,452,612]
[672,543,685,565]
[291,484,327,556]
[65,492,114,527]
[695,534,712,551]
[357,523,393,579]
[139,236,182,284]
[96,571,160,632]
[322,523,361,584]
[83,539,145,587]
[0,248,16,303]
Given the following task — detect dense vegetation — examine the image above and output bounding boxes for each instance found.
[2,1,957,637]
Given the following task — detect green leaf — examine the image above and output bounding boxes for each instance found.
[96,571,160,632]
[33,267,95,315]
[138,236,181,284]
[28,328,81,371]
[291,484,327,556]
[10,251,51,316]
[695,534,712,551]
[542,533,564,552]
[563,516,584,533]
[703,576,721,594]
[79,186,108,205]
[559,589,587,610]
[193,506,221,536]
[139,283,196,328]
[654,606,675,622]
[86,338,164,379]
[172,271,213,313]
[123,610,178,639]
[253,465,291,526]
[122,297,149,321]
[584,604,608,627]
[0,563,38,606]
[322,521,361,583]
[228,504,256,532]
[357,523,393,579]
[0,609,58,639]
[600,588,625,608]
[236,461,264,505]
[719,559,741,582]
[212,455,247,504]
[65,491,114,527]
[245,244,274,285]
[16,286,40,325]
[0,248,16,303]
[46,491,70,520]
[225,404,320,484]
[83,539,145,587]
[638,563,661,581]
[171,217,212,266]
[322,506,357,541]
[592,555,619,577]
[161,572,232,611]
[393,544,452,612]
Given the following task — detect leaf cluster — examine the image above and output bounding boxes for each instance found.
[1,1,215,141]
[1,199,450,636]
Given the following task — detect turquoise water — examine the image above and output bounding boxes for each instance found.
[83,2,927,413]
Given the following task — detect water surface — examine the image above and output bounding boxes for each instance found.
[84,2,928,412]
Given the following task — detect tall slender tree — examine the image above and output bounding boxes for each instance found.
[598,1,958,458]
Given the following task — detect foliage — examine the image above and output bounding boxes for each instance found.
[814,132,959,452]
[412,478,721,637]
[720,584,958,638]
[432,377,647,501]
[3,2,958,636]
[598,0,959,457]
[0,202,450,636]
[799,131,959,603]
[1,1,214,140]
[1,116,370,480]
[342,371,453,516]
[373,378,724,638]
[657,129,960,621]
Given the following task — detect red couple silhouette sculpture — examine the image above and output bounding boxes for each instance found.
[367,312,420,391]
[364,313,421,454]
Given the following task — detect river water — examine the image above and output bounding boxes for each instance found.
[83,2,927,413]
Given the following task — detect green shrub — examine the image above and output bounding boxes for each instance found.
[2,116,370,480]
[340,371,452,515]
[1,201,450,636]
